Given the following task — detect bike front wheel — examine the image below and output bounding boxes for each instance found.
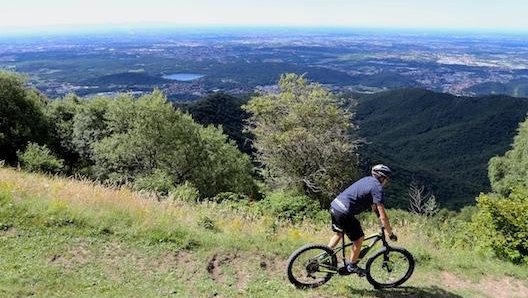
[365,246,414,288]
[286,244,337,289]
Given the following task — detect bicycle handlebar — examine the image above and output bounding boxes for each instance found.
[380,226,397,241]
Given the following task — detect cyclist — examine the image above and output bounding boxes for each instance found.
[327,164,397,276]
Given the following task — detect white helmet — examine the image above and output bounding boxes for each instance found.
[371,164,392,178]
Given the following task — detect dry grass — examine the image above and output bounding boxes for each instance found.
[0,167,316,246]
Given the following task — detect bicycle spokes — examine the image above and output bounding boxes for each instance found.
[381,260,394,272]
[286,244,338,288]
[366,248,415,288]
[376,255,403,276]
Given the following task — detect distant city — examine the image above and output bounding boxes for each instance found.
[1,27,528,100]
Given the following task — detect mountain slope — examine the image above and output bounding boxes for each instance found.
[465,78,528,98]
[356,88,528,208]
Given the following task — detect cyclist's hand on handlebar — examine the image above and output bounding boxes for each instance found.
[389,233,398,241]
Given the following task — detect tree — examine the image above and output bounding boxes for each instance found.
[408,180,439,217]
[243,73,359,206]
[45,93,111,175]
[46,93,82,172]
[471,115,528,264]
[0,71,50,164]
[91,90,256,198]
[488,116,528,196]
[71,96,110,160]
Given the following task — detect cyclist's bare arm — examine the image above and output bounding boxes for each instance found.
[374,203,393,237]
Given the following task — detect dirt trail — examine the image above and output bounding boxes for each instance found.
[441,271,528,298]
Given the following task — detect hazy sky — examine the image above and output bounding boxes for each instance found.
[1,0,527,32]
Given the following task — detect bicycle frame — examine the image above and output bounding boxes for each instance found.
[320,227,388,273]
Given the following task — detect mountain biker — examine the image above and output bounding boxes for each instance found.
[327,164,397,276]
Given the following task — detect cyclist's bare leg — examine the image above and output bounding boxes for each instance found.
[328,232,342,248]
[351,236,364,264]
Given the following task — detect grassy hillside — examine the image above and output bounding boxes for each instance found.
[356,88,528,209]
[1,167,527,297]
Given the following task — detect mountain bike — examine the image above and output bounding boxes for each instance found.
[286,227,414,289]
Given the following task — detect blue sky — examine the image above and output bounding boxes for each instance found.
[1,0,527,32]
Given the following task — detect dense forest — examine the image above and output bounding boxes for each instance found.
[355,89,528,208]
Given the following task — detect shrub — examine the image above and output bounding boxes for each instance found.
[488,116,528,196]
[17,143,64,174]
[210,192,248,203]
[133,169,176,195]
[197,215,219,231]
[472,189,528,264]
[169,181,200,203]
[257,191,322,223]
[408,181,439,217]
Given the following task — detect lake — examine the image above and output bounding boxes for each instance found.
[162,73,205,81]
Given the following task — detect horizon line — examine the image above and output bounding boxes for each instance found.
[2,23,528,37]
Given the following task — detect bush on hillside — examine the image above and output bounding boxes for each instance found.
[472,189,528,264]
[169,182,200,203]
[210,192,248,203]
[488,116,528,197]
[17,143,64,174]
[134,169,176,195]
[256,191,325,223]
[408,181,440,217]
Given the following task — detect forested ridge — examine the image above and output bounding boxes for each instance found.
[355,88,528,208]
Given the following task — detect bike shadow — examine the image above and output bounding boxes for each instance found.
[347,286,464,298]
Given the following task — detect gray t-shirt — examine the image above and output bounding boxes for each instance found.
[331,176,384,215]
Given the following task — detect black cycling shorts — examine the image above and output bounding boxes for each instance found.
[330,207,364,241]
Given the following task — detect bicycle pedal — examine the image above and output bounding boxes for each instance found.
[337,266,353,275]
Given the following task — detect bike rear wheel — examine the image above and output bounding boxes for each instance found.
[365,246,414,288]
[286,244,337,289]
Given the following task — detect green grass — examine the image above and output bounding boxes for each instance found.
[1,167,527,298]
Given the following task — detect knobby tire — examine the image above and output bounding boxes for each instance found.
[365,246,415,288]
[286,244,337,289]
